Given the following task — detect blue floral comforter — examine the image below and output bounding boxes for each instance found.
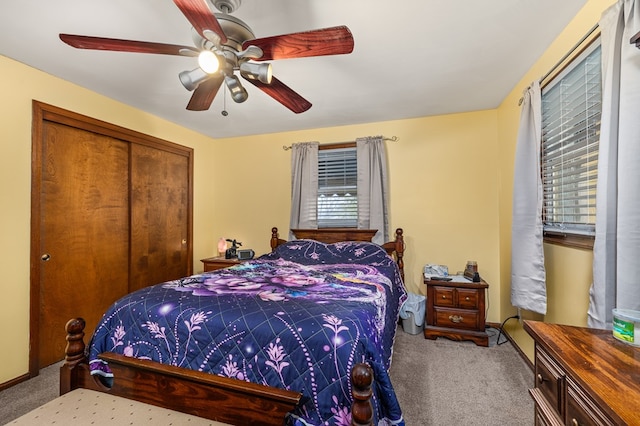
[88,240,407,426]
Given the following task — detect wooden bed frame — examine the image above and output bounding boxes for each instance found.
[60,227,405,426]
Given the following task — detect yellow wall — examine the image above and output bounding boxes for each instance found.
[212,111,501,302]
[496,0,614,359]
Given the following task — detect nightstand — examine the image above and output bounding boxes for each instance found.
[424,276,489,346]
[200,256,244,272]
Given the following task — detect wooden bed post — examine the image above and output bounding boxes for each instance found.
[394,228,404,282]
[271,227,279,252]
[59,318,88,395]
[271,227,287,252]
[350,363,374,426]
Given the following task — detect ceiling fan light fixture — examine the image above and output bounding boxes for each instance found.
[224,75,248,103]
[179,68,209,91]
[239,62,272,84]
[198,50,220,74]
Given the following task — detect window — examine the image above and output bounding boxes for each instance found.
[541,37,601,248]
[317,146,357,228]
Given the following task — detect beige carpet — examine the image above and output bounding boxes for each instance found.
[1,362,61,425]
[389,326,533,425]
[1,327,533,425]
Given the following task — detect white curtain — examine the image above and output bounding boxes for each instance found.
[356,136,390,245]
[511,81,547,315]
[289,142,319,240]
[588,0,640,329]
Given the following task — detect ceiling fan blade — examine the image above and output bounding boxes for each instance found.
[186,74,224,111]
[59,34,198,56]
[173,0,227,45]
[244,76,312,114]
[243,26,354,61]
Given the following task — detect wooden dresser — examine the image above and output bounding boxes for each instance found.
[524,320,640,426]
[423,277,489,346]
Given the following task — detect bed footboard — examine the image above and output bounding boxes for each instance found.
[60,318,374,426]
[60,318,301,425]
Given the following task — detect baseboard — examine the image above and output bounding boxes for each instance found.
[0,372,30,392]
[486,321,533,371]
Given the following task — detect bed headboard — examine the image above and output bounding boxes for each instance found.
[270,227,405,281]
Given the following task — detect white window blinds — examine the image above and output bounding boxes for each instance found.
[541,40,601,236]
[317,147,357,227]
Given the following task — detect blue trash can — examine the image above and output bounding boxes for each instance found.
[399,293,426,334]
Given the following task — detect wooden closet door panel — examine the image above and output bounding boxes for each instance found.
[130,144,189,291]
[39,122,130,368]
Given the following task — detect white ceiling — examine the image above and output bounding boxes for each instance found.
[0,0,588,139]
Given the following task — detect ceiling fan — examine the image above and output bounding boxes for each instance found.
[59,0,354,114]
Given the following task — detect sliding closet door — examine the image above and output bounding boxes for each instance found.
[129,144,190,291]
[31,101,193,375]
[36,121,130,369]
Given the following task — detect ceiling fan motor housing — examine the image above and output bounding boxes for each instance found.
[214,13,255,52]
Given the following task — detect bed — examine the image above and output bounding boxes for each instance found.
[60,227,407,426]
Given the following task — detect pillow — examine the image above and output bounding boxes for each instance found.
[262,239,392,267]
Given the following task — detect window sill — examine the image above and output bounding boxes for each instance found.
[543,232,594,250]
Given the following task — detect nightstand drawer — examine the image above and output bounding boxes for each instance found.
[433,307,480,330]
[433,286,455,307]
[457,288,479,309]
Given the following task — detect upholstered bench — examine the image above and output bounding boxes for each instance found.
[8,388,230,425]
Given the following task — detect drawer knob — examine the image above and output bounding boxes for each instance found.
[465,296,470,301]
[537,373,546,384]
[571,419,579,426]
[442,295,447,299]
[449,315,463,323]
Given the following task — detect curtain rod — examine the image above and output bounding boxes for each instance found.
[518,23,600,105]
[282,135,398,151]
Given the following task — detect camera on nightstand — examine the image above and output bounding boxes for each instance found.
[237,249,255,260]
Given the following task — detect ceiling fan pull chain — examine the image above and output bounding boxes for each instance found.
[221,83,229,116]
